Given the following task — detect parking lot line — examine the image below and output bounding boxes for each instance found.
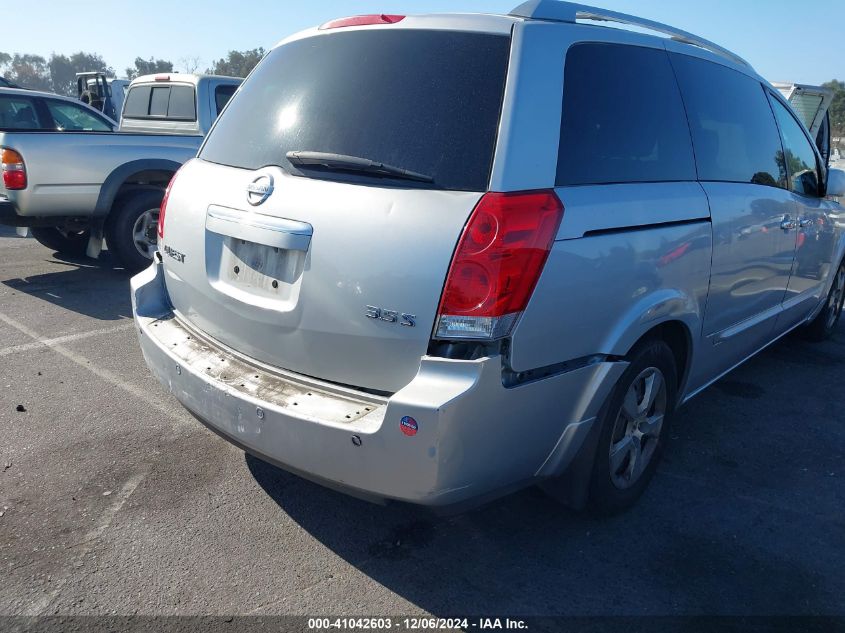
[0,309,186,424]
[21,472,148,616]
[0,321,136,357]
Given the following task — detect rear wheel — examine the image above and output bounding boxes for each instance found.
[802,260,845,342]
[30,227,90,257]
[587,339,677,515]
[106,189,163,274]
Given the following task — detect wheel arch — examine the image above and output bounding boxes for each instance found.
[600,289,701,397]
[807,236,845,324]
[542,316,695,511]
[625,319,694,398]
[95,159,182,218]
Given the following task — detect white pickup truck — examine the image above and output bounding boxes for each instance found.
[0,73,241,272]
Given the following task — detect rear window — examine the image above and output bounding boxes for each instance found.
[149,87,170,117]
[556,43,696,186]
[123,84,197,121]
[200,30,511,192]
[671,54,785,188]
[168,86,196,119]
[123,86,151,118]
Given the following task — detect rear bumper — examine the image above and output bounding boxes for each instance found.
[131,259,626,506]
[0,198,85,228]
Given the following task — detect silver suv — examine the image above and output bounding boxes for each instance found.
[131,1,845,513]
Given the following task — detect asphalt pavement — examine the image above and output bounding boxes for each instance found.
[0,225,843,620]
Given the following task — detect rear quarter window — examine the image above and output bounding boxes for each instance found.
[200,30,511,192]
[556,43,696,186]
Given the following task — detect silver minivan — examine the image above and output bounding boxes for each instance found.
[131,1,845,513]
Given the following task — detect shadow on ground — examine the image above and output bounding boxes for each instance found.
[1,249,133,321]
[246,323,845,617]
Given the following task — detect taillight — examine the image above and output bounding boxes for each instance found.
[436,190,564,341]
[319,14,405,29]
[157,170,180,240]
[1,148,27,190]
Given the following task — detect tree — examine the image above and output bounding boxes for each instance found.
[0,52,10,84]
[823,80,845,140]
[126,57,174,80]
[179,56,203,74]
[206,48,265,78]
[49,52,115,96]
[2,54,51,91]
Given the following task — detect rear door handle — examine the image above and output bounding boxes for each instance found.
[781,217,797,231]
[799,217,814,228]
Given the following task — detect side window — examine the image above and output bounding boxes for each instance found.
[816,112,831,165]
[123,86,151,118]
[215,85,237,116]
[45,101,112,132]
[770,97,821,197]
[557,43,696,186]
[0,96,43,130]
[671,54,785,188]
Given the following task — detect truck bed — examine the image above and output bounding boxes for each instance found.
[0,131,202,218]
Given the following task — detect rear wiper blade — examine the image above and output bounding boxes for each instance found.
[286,151,434,184]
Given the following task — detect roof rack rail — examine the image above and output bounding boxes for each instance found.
[510,0,750,68]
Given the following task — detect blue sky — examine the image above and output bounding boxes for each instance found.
[5,0,844,84]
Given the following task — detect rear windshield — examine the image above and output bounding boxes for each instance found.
[123,84,197,121]
[200,29,511,192]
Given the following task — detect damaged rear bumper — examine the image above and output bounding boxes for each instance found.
[131,259,626,506]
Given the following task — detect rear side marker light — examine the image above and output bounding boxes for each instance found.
[1,148,26,190]
[436,190,564,341]
[319,14,405,30]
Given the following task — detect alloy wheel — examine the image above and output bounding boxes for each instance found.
[609,367,667,490]
[132,208,160,260]
[826,266,845,330]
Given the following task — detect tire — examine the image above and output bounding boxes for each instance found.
[801,260,845,342]
[30,227,90,257]
[105,189,164,274]
[587,339,678,516]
